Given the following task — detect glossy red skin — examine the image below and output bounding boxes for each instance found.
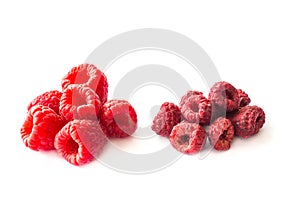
[100,100,138,138]
[61,63,108,106]
[21,105,65,151]
[54,120,108,166]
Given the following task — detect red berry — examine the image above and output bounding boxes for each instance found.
[27,90,62,115]
[179,90,204,108]
[100,100,137,138]
[237,89,251,108]
[61,63,108,105]
[169,122,206,154]
[20,105,65,151]
[180,95,212,124]
[59,85,101,121]
[207,117,235,151]
[228,105,265,138]
[54,120,108,166]
[209,81,239,112]
[151,102,182,137]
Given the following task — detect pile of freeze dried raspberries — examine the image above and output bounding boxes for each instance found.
[20,64,137,166]
[152,81,265,154]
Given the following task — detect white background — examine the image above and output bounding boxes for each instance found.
[1,0,299,199]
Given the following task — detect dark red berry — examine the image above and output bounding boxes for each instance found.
[21,105,65,151]
[169,122,206,154]
[61,63,108,105]
[208,81,239,112]
[27,90,62,115]
[207,117,235,151]
[180,95,212,124]
[100,100,137,138]
[228,105,265,138]
[237,89,251,108]
[59,85,101,121]
[151,102,182,137]
[179,90,204,108]
[54,120,108,166]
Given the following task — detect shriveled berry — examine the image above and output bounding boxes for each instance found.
[61,63,108,105]
[169,122,206,154]
[151,102,182,137]
[207,117,235,151]
[179,90,204,108]
[100,100,137,138]
[20,105,65,151]
[228,105,265,138]
[59,85,101,121]
[54,120,108,166]
[237,89,251,108]
[209,81,239,112]
[27,90,62,115]
[180,95,212,124]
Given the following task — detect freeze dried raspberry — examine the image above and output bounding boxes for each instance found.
[179,90,204,108]
[100,100,137,138]
[228,105,265,138]
[237,89,251,108]
[208,81,239,112]
[61,63,108,105]
[27,90,62,115]
[54,120,107,166]
[169,122,206,154]
[59,85,101,121]
[207,117,235,151]
[151,102,182,137]
[180,95,212,124]
[20,105,65,151]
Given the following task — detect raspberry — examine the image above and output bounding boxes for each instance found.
[151,102,182,137]
[27,90,62,115]
[237,89,251,107]
[180,95,212,124]
[207,117,235,151]
[99,100,137,138]
[228,105,265,138]
[61,63,108,105]
[59,85,101,121]
[20,105,65,151]
[54,120,107,166]
[208,81,239,112]
[179,90,204,108]
[169,122,206,154]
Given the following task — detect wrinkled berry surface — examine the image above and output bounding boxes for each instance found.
[228,105,265,138]
[151,102,182,137]
[169,122,206,154]
[208,117,235,150]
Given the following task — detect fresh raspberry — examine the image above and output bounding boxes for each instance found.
[169,122,206,154]
[20,105,65,151]
[237,89,251,108]
[59,85,101,121]
[99,100,137,138]
[180,95,212,124]
[27,90,62,115]
[208,81,239,112]
[207,117,235,151]
[61,63,108,105]
[179,90,204,108]
[228,105,265,138]
[54,120,108,166]
[151,102,182,137]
